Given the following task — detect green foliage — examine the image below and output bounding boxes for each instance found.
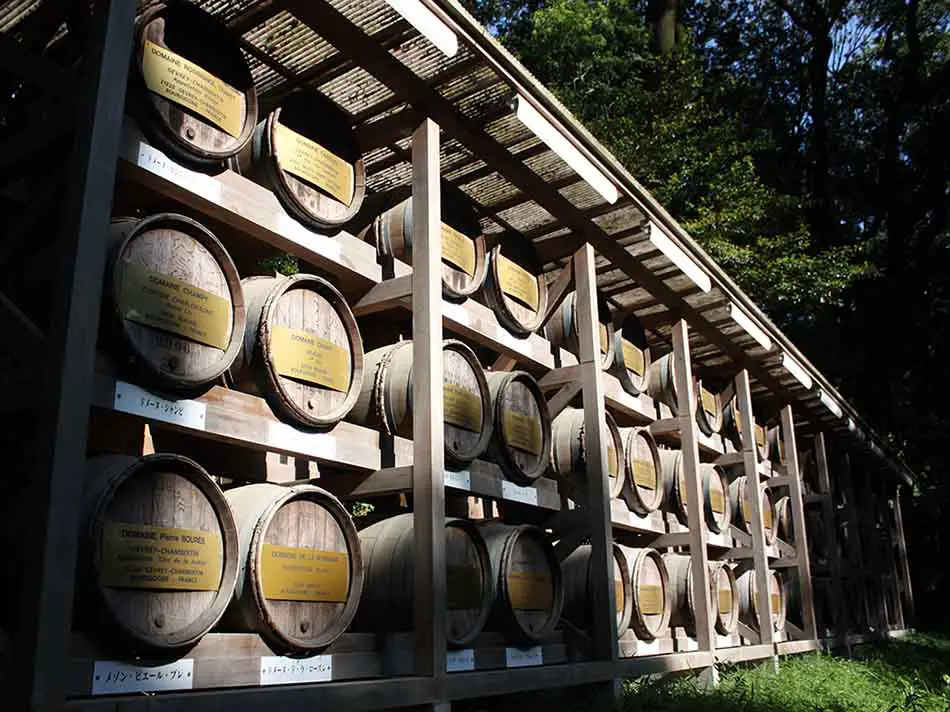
[623,634,950,712]
[259,253,299,276]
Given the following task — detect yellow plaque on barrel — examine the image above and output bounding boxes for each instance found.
[701,387,718,416]
[100,521,222,592]
[496,254,539,311]
[718,588,733,615]
[638,584,663,615]
[710,487,725,514]
[503,409,542,455]
[270,325,350,393]
[621,338,645,375]
[507,568,552,610]
[598,322,609,354]
[119,262,232,350]
[142,39,243,138]
[444,382,482,432]
[771,592,781,615]
[260,545,349,602]
[633,459,657,490]
[755,424,766,448]
[764,501,773,530]
[441,223,476,277]
[274,122,355,205]
[615,579,625,613]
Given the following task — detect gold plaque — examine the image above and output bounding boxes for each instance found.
[638,584,663,615]
[441,223,477,277]
[100,521,221,592]
[710,487,725,515]
[120,262,232,350]
[621,338,645,375]
[633,459,657,490]
[444,382,483,432]
[270,325,351,393]
[503,409,543,455]
[260,545,349,603]
[598,322,609,354]
[142,40,243,138]
[507,568,553,610]
[496,254,539,311]
[718,588,733,615]
[274,122,355,205]
[701,388,718,416]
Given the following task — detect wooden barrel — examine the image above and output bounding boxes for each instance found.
[107,214,245,392]
[230,274,363,429]
[736,569,786,632]
[560,544,632,638]
[485,371,552,486]
[620,427,664,515]
[355,513,493,646]
[774,495,793,543]
[722,396,770,460]
[132,2,257,168]
[550,408,624,501]
[81,454,239,651]
[223,483,362,653]
[645,352,679,414]
[768,425,786,466]
[658,450,731,533]
[610,311,650,396]
[482,231,549,336]
[243,90,366,229]
[729,476,778,545]
[624,547,671,640]
[694,381,723,436]
[709,561,739,635]
[478,522,563,644]
[364,193,487,300]
[544,291,615,370]
[349,340,492,468]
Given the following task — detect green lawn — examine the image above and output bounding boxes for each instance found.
[624,633,950,712]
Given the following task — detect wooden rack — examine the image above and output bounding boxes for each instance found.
[0,1,913,710]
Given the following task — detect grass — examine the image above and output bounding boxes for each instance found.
[623,633,950,712]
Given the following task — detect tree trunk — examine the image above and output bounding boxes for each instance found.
[807,19,835,248]
[649,0,680,54]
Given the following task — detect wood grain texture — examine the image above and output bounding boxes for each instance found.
[482,233,549,336]
[710,561,739,635]
[728,476,777,545]
[133,3,256,167]
[543,291,615,371]
[354,514,493,646]
[559,544,632,638]
[246,91,366,229]
[620,427,664,515]
[83,454,238,652]
[624,548,671,641]
[550,407,624,501]
[736,569,786,632]
[223,483,362,653]
[645,353,678,415]
[109,215,244,391]
[485,371,551,486]
[232,274,363,429]
[610,311,650,396]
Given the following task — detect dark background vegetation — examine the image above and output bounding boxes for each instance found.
[460,0,950,625]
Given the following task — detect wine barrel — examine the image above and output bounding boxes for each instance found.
[132,3,257,168]
[241,90,366,229]
[482,231,549,336]
[364,193,487,300]
[722,396,770,460]
[774,495,793,542]
[645,352,679,414]
[709,561,739,635]
[624,548,672,640]
[729,476,778,546]
[695,381,723,436]
[560,544,632,638]
[550,408,624,501]
[478,523,563,644]
[621,427,664,515]
[81,454,239,651]
[107,214,245,391]
[349,340,492,468]
[223,483,362,653]
[485,371,552,486]
[768,425,787,466]
[736,569,786,632]
[544,291,615,370]
[230,274,363,430]
[658,450,731,533]
[355,513,493,646]
[610,311,650,396]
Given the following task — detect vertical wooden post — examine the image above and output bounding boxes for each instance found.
[814,433,846,638]
[573,243,618,663]
[734,370,774,649]
[893,485,914,628]
[780,405,817,641]
[885,487,905,631]
[671,320,715,657]
[411,119,446,677]
[840,453,871,630]
[12,2,135,709]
